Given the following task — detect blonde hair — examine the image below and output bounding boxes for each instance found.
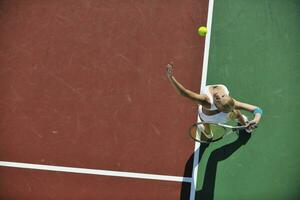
[221,96,235,112]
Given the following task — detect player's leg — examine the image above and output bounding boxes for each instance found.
[200,123,213,139]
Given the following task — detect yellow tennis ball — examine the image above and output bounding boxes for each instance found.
[198,26,207,36]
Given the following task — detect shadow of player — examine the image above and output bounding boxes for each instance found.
[180,131,251,200]
[180,143,209,200]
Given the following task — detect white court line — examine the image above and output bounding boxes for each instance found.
[0,161,192,183]
[189,0,215,200]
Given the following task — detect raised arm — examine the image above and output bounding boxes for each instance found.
[166,63,211,108]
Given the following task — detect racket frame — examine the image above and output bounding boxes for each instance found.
[189,122,248,143]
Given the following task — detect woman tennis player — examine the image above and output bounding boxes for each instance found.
[166,63,262,140]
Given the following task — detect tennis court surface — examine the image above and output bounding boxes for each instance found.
[196,0,300,199]
[0,1,208,199]
[2,1,299,200]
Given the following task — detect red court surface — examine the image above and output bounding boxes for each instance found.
[0,1,208,199]
[1,167,187,199]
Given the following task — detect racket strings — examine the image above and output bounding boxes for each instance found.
[189,123,228,143]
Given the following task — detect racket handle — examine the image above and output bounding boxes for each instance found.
[245,128,252,133]
[245,124,258,133]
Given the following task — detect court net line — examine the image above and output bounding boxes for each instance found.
[0,161,192,183]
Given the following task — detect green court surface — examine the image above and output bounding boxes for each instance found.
[196,0,300,199]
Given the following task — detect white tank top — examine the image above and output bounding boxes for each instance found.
[198,84,230,124]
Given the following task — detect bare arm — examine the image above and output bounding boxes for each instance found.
[166,64,210,108]
[234,109,247,125]
[234,100,262,125]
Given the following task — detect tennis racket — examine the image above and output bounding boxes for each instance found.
[189,122,256,143]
